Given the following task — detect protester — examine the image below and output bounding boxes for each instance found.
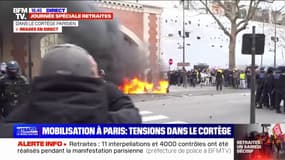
[5,44,142,123]
[215,69,224,91]
[239,71,246,89]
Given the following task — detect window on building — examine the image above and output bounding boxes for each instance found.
[168,33,174,37]
[40,34,65,58]
[185,32,190,38]
[178,30,181,37]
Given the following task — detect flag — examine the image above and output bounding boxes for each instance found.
[272,123,282,136]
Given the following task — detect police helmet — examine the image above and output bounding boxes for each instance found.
[276,66,285,73]
[259,66,265,71]
[274,68,281,74]
[266,66,274,73]
[6,61,20,73]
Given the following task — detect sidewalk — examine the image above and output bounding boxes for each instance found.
[169,85,216,92]
[168,85,250,94]
[130,85,250,103]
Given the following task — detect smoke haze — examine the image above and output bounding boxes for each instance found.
[0,1,148,84]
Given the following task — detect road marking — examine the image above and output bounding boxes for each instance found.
[165,121,187,124]
[142,115,168,122]
[139,111,185,123]
[139,110,153,116]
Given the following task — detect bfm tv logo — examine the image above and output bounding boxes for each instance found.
[16,126,39,136]
[13,8,28,20]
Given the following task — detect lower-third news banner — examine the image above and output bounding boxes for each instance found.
[0,124,233,160]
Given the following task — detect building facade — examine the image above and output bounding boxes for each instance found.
[0,1,162,84]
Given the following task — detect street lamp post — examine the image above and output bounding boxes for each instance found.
[182,1,185,66]
[182,0,187,87]
[205,0,208,14]
[261,16,265,67]
[274,22,277,68]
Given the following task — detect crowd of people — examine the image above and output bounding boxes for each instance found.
[168,65,285,113]
[167,67,254,90]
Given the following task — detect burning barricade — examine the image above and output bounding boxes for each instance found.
[118,77,169,94]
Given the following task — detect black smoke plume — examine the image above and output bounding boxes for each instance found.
[0,1,148,85]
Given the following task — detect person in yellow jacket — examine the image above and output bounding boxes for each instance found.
[239,71,246,89]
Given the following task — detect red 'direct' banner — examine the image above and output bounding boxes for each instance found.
[28,12,113,20]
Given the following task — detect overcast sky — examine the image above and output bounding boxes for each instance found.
[127,0,285,12]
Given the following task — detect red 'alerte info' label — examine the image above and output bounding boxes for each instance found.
[29,12,113,20]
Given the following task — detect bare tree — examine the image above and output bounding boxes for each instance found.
[271,5,285,24]
[198,0,262,69]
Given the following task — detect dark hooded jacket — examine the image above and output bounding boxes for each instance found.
[5,75,141,123]
[105,82,141,123]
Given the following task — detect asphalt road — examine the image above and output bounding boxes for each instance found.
[129,86,285,124]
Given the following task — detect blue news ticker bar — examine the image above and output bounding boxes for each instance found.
[13,124,234,138]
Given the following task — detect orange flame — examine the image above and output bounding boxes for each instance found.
[118,77,169,94]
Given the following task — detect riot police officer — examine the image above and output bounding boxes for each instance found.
[0,60,29,118]
[256,67,266,108]
[273,66,285,113]
[261,67,274,109]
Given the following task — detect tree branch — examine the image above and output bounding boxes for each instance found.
[199,0,231,38]
[236,0,260,34]
[216,0,227,11]
[216,0,234,21]
[277,4,285,12]
[271,4,285,23]
[249,0,260,19]
[234,0,241,21]
[236,22,248,35]
[237,0,253,27]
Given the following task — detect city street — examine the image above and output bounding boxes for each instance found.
[131,86,285,124]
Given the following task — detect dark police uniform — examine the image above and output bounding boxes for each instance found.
[256,70,265,108]
[0,74,29,118]
[273,67,285,113]
[261,70,274,108]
